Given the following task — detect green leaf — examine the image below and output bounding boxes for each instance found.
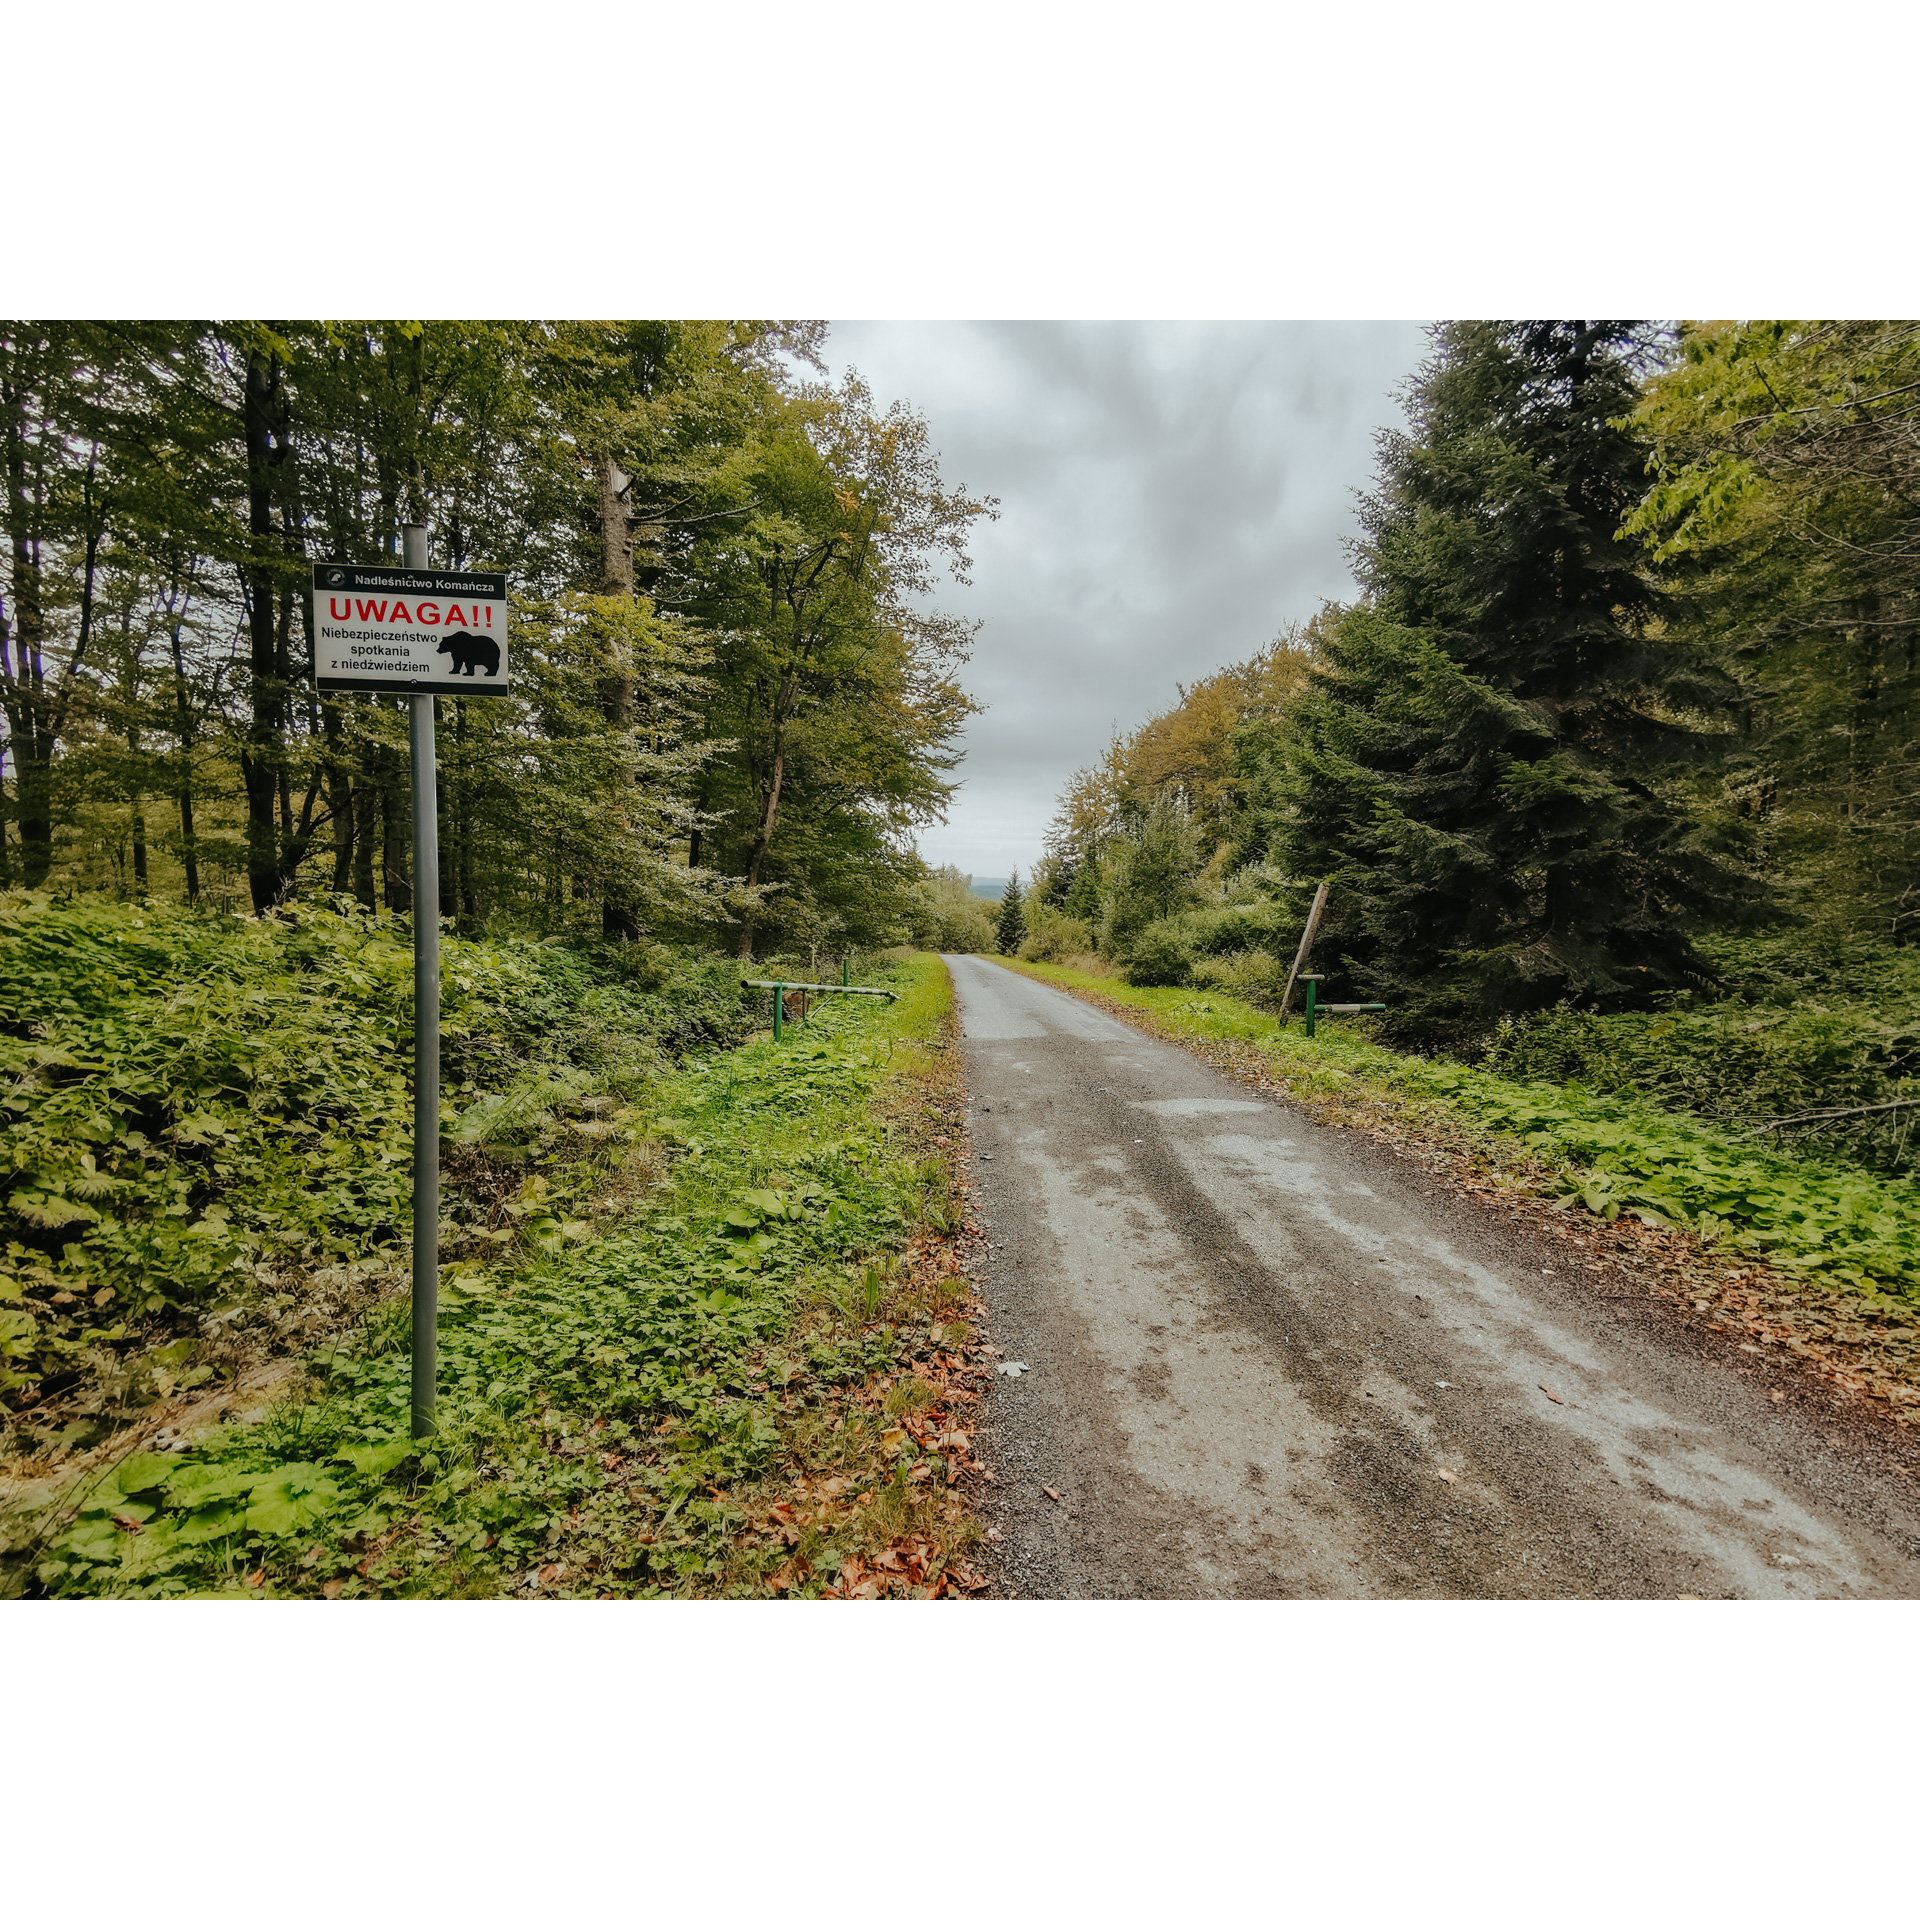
[334,1438,416,1480]
[113,1452,180,1497]
[246,1465,344,1535]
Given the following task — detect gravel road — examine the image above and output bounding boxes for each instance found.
[951,955,1920,1599]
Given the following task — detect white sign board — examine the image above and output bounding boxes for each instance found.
[312,564,510,696]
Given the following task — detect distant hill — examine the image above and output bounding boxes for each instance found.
[968,877,1008,902]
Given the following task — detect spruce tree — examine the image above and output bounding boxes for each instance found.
[995,867,1027,955]
[1275,322,1749,1029]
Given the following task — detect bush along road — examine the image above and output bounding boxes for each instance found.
[4,938,995,1599]
[956,956,1920,1600]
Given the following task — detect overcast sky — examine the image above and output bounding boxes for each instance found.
[821,321,1431,884]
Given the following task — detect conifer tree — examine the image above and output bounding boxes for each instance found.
[995,867,1026,954]
[1274,322,1749,1028]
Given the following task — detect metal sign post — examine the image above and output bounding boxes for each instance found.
[312,535,512,1441]
[402,523,438,1438]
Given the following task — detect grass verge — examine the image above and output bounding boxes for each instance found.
[997,956,1920,1427]
[6,953,993,1598]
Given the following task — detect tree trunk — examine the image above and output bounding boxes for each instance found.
[380,745,410,911]
[2,350,53,885]
[239,343,287,914]
[352,775,377,906]
[736,693,793,956]
[323,696,353,894]
[454,696,476,920]
[597,450,633,598]
[177,778,199,904]
[596,448,640,941]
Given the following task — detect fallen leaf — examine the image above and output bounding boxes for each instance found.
[1538,1384,1565,1406]
[996,1360,1030,1378]
[244,1568,266,1589]
[985,1526,1004,1542]
[322,1577,348,1600]
[1435,1468,1458,1485]
[1770,1390,1786,1403]
[879,1428,906,1458]
[1043,1486,1061,1501]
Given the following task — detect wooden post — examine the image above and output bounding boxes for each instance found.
[1278,881,1330,1023]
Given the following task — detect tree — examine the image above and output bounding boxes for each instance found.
[1270,322,1748,1028]
[1099,793,1203,956]
[995,867,1026,954]
[680,369,996,957]
[1628,321,1920,940]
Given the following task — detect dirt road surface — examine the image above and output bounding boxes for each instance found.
[949,955,1920,1599]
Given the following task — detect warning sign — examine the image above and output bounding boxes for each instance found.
[312,564,510,696]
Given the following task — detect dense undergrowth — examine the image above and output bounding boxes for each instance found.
[4,937,976,1596]
[0,893,752,1449]
[1478,932,1920,1183]
[1002,956,1920,1306]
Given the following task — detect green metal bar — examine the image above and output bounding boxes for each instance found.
[742,981,897,1001]
[773,983,784,1042]
[1305,977,1317,1039]
[842,955,850,988]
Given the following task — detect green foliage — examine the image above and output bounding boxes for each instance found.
[4,324,989,958]
[1015,900,1094,965]
[0,892,752,1408]
[15,957,953,1597]
[1123,921,1196,988]
[1628,322,1920,940]
[1480,931,1920,1180]
[994,868,1026,955]
[1099,793,1204,957]
[1259,325,1750,1032]
[904,864,996,954]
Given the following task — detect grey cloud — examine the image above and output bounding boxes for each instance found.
[823,321,1429,880]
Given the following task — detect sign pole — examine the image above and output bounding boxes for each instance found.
[310,534,509,1443]
[403,522,439,1439]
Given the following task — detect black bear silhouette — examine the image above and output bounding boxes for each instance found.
[436,632,501,678]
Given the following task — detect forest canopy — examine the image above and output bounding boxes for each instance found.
[0,321,996,957]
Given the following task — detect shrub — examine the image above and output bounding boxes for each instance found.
[1124,921,1196,987]
[1192,949,1290,1004]
[1018,902,1095,965]
[905,866,996,953]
